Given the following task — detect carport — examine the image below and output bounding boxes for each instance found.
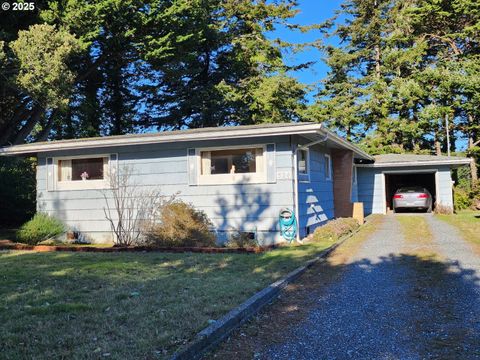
[355,154,472,215]
[384,171,437,212]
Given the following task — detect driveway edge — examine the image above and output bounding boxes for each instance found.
[171,228,360,360]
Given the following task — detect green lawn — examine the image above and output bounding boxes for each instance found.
[436,210,480,246]
[0,235,344,359]
[0,216,382,359]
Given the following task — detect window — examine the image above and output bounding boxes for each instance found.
[325,154,332,180]
[55,156,110,190]
[198,146,266,184]
[297,149,309,175]
[58,158,106,181]
[352,165,357,184]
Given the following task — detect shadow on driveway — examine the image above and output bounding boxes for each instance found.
[211,252,480,360]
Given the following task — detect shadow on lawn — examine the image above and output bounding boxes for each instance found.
[1,250,480,359]
[212,252,480,360]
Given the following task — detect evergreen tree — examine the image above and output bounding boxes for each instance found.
[313,0,480,182]
[139,0,307,129]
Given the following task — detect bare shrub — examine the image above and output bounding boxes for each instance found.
[309,218,360,242]
[226,230,259,248]
[143,201,216,247]
[101,166,175,246]
[434,202,454,215]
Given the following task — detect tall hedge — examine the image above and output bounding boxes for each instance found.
[0,157,36,227]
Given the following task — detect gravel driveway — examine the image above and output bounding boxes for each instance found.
[212,215,480,360]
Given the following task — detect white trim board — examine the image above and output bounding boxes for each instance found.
[356,159,471,168]
[194,144,268,185]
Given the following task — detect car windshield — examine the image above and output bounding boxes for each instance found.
[396,187,425,193]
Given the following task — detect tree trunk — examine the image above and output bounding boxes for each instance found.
[469,136,478,183]
[467,114,478,183]
[0,100,32,146]
[374,44,381,79]
[36,110,57,142]
[373,0,381,79]
[12,105,43,145]
[434,128,442,156]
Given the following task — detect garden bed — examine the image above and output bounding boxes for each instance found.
[0,240,276,253]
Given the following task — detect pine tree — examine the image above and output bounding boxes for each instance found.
[139,0,307,129]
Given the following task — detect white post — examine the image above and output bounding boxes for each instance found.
[292,145,301,242]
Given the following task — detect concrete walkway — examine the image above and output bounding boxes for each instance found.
[212,215,480,360]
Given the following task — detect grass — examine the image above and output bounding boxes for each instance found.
[0,234,341,359]
[436,210,480,246]
[397,215,437,259]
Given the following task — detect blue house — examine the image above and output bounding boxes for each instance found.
[0,123,471,244]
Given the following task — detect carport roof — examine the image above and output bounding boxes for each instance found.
[358,154,472,168]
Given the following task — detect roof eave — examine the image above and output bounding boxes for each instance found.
[318,127,374,161]
[0,123,324,156]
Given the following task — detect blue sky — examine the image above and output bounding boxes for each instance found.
[270,0,343,101]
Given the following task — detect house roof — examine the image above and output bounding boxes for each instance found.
[0,122,374,160]
[356,153,471,168]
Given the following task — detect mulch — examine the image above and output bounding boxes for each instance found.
[0,240,276,254]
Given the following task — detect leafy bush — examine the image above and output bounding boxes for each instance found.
[452,179,480,211]
[16,213,65,245]
[226,230,259,248]
[454,187,472,211]
[143,201,216,247]
[309,218,360,242]
[0,157,36,227]
[471,182,480,210]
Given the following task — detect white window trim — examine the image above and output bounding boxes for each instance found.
[352,164,357,184]
[297,148,310,183]
[325,154,332,181]
[53,154,113,191]
[195,144,268,185]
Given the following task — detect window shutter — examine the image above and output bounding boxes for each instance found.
[187,148,197,185]
[109,154,118,186]
[201,151,211,175]
[46,157,54,191]
[266,143,276,183]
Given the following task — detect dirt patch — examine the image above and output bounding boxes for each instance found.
[208,215,384,359]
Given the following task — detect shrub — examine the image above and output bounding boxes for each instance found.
[309,218,360,243]
[0,157,36,227]
[470,182,480,210]
[16,213,65,245]
[226,230,259,248]
[454,187,472,211]
[143,201,216,247]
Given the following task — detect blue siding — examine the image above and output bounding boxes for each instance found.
[357,168,384,215]
[37,135,295,245]
[296,142,334,238]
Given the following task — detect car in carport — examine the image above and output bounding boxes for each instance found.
[393,186,433,213]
